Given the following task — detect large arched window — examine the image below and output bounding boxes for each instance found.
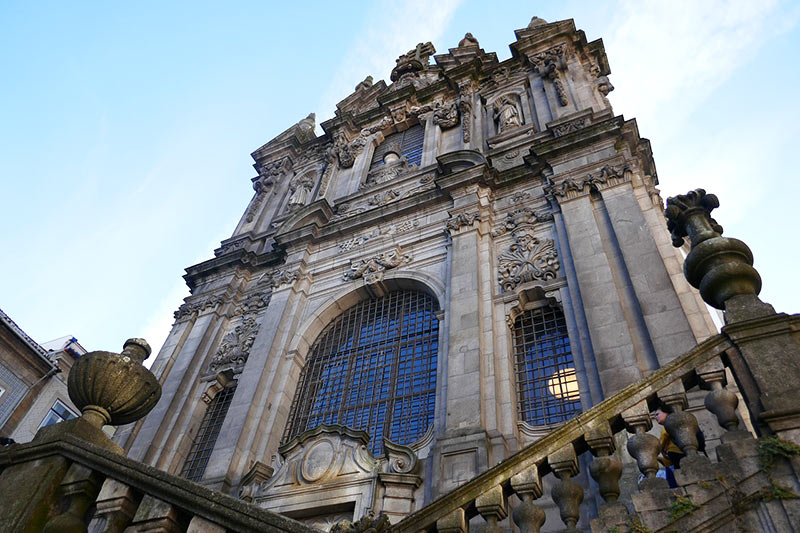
[283,290,439,456]
[513,304,581,425]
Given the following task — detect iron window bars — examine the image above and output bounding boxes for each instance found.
[513,305,581,426]
[283,290,439,456]
[180,382,237,481]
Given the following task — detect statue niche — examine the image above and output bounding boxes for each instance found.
[492,94,523,134]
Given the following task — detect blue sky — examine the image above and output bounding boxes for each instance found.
[2,1,798,360]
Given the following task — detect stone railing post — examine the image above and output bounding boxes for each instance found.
[510,465,546,533]
[436,508,466,533]
[475,485,506,533]
[548,444,584,532]
[666,189,800,441]
[622,401,667,491]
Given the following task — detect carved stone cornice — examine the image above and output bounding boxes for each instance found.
[497,233,560,292]
[209,315,261,373]
[547,164,631,201]
[344,246,412,285]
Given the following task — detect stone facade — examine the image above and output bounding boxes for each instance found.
[114,17,721,528]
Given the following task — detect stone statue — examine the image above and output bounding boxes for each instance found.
[287,174,314,209]
[458,32,479,48]
[493,95,521,133]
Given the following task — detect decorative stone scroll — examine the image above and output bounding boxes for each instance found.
[264,269,298,289]
[492,209,553,236]
[246,158,291,222]
[209,315,260,372]
[529,44,569,107]
[338,220,420,252]
[344,246,412,285]
[174,294,226,322]
[498,233,559,292]
[549,164,631,200]
[232,292,270,317]
[383,438,419,475]
[445,212,480,234]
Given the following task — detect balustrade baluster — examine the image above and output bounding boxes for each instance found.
[187,515,226,532]
[586,423,630,531]
[475,485,506,533]
[43,463,102,533]
[698,359,749,442]
[436,507,466,533]
[548,444,584,532]
[123,494,184,533]
[623,401,668,490]
[510,465,546,533]
[88,478,140,532]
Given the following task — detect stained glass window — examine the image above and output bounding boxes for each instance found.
[180,382,237,481]
[513,305,581,425]
[283,290,439,456]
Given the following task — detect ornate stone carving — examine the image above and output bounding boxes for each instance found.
[344,246,412,284]
[331,513,390,533]
[339,219,420,251]
[493,94,522,133]
[232,292,270,317]
[445,212,480,234]
[497,233,559,291]
[552,117,586,137]
[432,101,460,129]
[216,238,247,256]
[367,188,401,206]
[457,81,474,143]
[246,158,289,222]
[549,164,631,199]
[264,269,298,289]
[529,44,569,107]
[390,42,436,82]
[355,75,373,92]
[492,209,553,236]
[209,315,260,372]
[287,172,315,210]
[383,438,418,474]
[174,294,226,321]
[366,162,409,187]
[510,191,531,204]
[458,32,479,48]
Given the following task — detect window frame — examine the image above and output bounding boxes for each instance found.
[38,398,78,429]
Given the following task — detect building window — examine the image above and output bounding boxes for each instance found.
[513,305,581,425]
[284,290,439,456]
[370,124,424,169]
[39,399,78,428]
[180,382,237,481]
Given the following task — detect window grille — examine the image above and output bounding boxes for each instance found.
[283,290,439,456]
[180,382,236,481]
[370,124,424,168]
[513,305,581,425]
[38,399,78,428]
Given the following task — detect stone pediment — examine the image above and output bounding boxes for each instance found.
[274,199,334,242]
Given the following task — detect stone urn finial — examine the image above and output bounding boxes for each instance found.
[67,338,161,429]
[665,189,771,319]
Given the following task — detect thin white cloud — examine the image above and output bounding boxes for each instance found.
[606,0,793,140]
[316,0,464,125]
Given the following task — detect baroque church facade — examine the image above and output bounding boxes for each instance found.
[114,17,719,528]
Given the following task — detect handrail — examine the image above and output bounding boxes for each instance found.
[0,431,316,533]
[391,331,736,532]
